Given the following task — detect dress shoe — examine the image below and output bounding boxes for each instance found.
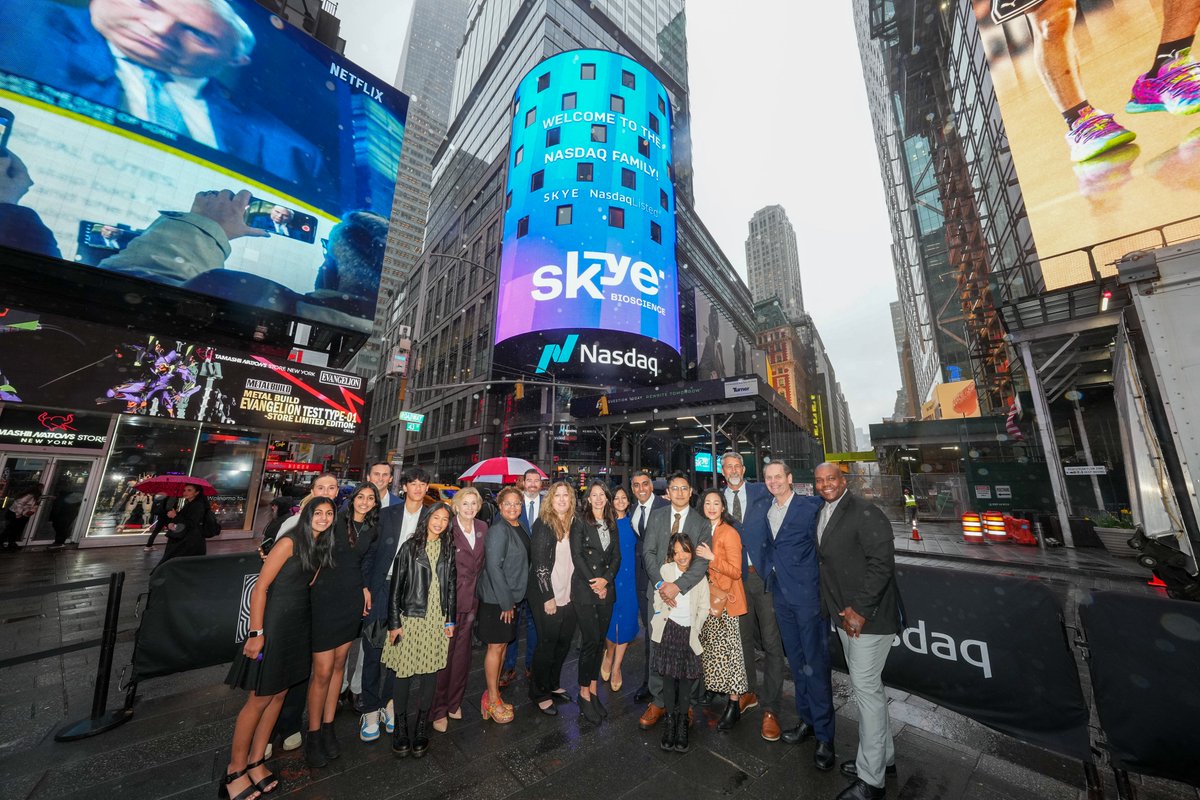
[633,684,652,703]
[841,761,897,779]
[781,722,813,744]
[717,698,740,731]
[536,700,558,716]
[835,778,886,799]
[761,710,781,742]
[592,695,608,719]
[305,730,327,768]
[579,694,602,723]
[550,690,572,704]
[738,692,759,713]
[639,703,666,730]
[814,740,836,771]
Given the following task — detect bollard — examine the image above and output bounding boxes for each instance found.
[55,572,134,741]
[982,511,1009,543]
[961,512,985,544]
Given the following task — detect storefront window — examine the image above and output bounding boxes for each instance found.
[192,430,262,530]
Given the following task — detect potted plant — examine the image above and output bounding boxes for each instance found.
[1088,510,1137,557]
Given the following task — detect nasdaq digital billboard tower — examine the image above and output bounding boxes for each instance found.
[494,50,680,385]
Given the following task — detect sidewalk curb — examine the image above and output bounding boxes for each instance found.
[894,542,1149,584]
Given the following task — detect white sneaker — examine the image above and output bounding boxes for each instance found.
[383,700,395,733]
[263,742,273,759]
[282,732,303,751]
[359,711,381,742]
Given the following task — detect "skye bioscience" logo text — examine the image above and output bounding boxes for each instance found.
[530,250,667,317]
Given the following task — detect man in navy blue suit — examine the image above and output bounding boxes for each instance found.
[720,451,782,739]
[746,459,836,771]
[628,469,669,703]
[365,462,403,509]
[0,0,324,190]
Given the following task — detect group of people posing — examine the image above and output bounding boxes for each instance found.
[218,454,902,800]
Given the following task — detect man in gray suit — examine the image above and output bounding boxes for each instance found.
[637,471,711,730]
[815,463,903,800]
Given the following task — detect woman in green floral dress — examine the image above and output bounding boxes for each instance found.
[383,503,457,758]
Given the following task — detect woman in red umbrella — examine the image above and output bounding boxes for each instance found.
[159,483,209,566]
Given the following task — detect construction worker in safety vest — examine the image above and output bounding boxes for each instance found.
[903,490,917,526]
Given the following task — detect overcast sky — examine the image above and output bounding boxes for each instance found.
[340,0,901,432]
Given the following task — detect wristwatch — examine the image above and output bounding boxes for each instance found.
[247,629,264,638]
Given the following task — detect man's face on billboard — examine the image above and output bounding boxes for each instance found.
[270,205,292,224]
[91,0,247,79]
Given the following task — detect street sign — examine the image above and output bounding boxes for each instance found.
[399,411,425,423]
[405,422,422,431]
[1064,465,1107,476]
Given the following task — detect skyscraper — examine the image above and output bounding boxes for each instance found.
[745,205,804,322]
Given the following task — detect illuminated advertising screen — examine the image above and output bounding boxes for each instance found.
[494,50,680,385]
[979,1,1200,280]
[0,0,407,334]
[0,307,364,436]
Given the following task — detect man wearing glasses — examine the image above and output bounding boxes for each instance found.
[637,471,712,730]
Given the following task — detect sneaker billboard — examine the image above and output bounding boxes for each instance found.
[493,50,680,386]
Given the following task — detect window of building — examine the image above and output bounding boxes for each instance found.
[517,216,529,237]
[658,95,666,114]
[505,191,512,210]
[650,221,661,243]
[637,137,649,157]
[648,113,659,134]
[536,72,550,92]
[608,207,624,228]
[591,124,607,143]
[621,168,636,189]
[577,162,594,182]
[581,63,595,80]
[556,205,573,225]
[546,126,560,146]
[525,107,536,128]
[514,146,523,166]
[610,94,625,114]
[530,169,544,191]
[562,92,576,110]
[660,189,669,210]
[621,70,636,89]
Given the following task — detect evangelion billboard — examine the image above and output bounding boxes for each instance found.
[494,50,680,385]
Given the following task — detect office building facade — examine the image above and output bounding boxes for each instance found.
[745,205,805,322]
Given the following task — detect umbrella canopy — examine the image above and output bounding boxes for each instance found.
[133,475,217,497]
[459,457,546,485]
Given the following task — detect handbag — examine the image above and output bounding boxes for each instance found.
[362,619,389,649]
[165,522,186,541]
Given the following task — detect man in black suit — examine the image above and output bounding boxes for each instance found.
[637,471,711,731]
[628,470,668,703]
[0,0,324,189]
[720,451,783,739]
[750,460,835,771]
[358,466,431,742]
[816,463,903,800]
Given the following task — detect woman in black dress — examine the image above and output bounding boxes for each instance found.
[222,498,335,800]
[158,483,208,566]
[305,483,380,767]
[572,480,621,723]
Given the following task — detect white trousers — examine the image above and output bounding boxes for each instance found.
[837,629,895,788]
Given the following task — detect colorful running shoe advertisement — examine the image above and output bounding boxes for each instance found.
[493,50,680,385]
[980,0,1200,273]
[0,0,407,334]
[0,307,365,436]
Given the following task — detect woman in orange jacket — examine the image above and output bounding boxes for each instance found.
[695,489,750,731]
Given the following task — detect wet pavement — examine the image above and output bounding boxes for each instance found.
[0,538,1195,800]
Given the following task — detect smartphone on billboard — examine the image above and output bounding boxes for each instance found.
[243,197,318,244]
[0,106,14,156]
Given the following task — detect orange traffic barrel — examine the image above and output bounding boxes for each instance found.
[982,511,1009,543]
[961,512,985,544]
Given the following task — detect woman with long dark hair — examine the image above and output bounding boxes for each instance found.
[572,480,621,723]
[528,482,581,715]
[159,483,208,566]
[601,485,638,692]
[304,483,380,767]
[222,497,336,799]
[430,487,487,733]
[382,503,457,759]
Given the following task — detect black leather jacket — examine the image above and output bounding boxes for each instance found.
[387,534,457,628]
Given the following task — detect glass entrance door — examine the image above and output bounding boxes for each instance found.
[0,455,51,549]
[0,454,97,547]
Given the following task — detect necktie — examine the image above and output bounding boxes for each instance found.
[732,490,742,522]
[637,505,647,535]
[528,501,534,522]
[672,512,681,535]
[817,504,831,544]
[141,66,187,134]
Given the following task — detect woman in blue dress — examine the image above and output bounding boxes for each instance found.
[600,485,638,691]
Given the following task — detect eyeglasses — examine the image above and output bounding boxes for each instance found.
[668,485,690,492]
[500,501,522,509]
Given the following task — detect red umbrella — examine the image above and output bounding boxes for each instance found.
[459,457,546,484]
[133,475,217,497]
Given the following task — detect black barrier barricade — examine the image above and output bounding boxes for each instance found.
[0,571,133,741]
[1079,591,1200,791]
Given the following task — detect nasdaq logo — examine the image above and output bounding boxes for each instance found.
[535,335,579,373]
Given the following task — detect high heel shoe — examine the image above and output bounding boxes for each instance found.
[610,668,623,692]
[600,661,612,682]
[246,758,280,795]
[218,767,258,800]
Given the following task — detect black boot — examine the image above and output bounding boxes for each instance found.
[305,729,328,768]
[717,697,741,731]
[391,714,410,758]
[674,708,690,753]
[321,721,341,760]
[660,712,678,751]
[411,710,430,758]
